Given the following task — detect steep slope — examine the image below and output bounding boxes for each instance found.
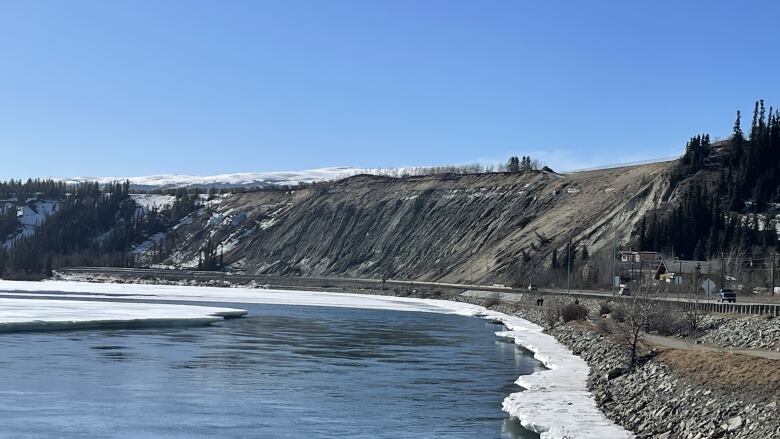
[138,161,675,285]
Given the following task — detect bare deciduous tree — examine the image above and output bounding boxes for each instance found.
[614,285,658,366]
[683,267,705,337]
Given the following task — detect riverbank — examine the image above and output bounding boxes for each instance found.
[481,302,780,438]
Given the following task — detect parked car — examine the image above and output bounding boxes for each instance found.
[618,286,631,296]
[528,284,538,292]
[718,289,737,303]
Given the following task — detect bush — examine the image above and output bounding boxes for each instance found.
[611,304,626,322]
[483,293,500,308]
[647,303,686,336]
[599,302,612,315]
[544,303,563,328]
[562,304,589,322]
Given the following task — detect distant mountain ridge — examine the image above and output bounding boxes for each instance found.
[51,167,363,190]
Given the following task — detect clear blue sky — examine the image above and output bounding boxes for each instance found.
[1,1,778,178]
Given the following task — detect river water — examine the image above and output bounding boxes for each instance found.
[0,302,542,438]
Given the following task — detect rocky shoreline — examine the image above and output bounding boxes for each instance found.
[489,300,780,439]
[52,273,780,438]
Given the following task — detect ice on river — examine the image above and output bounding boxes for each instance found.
[0,297,246,332]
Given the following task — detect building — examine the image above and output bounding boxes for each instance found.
[655,260,721,276]
[619,251,665,263]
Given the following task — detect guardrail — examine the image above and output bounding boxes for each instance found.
[57,267,780,317]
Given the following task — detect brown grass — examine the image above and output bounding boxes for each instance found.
[659,349,780,398]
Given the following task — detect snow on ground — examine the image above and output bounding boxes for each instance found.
[0,280,631,438]
[19,201,58,230]
[0,296,246,332]
[130,194,177,211]
[132,232,166,254]
[2,200,59,248]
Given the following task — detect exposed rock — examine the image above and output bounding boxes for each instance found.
[607,367,626,380]
[696,315,780,351]
[129,164,673,283]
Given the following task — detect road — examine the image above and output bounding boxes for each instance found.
[54,267,780,316]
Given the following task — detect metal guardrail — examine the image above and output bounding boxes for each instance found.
[57,267,780,317]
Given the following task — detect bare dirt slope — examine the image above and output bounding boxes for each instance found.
[139,161,675,284]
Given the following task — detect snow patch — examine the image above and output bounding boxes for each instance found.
[3,200,59,248]
[53,167,362,190]
[130,194,177,211]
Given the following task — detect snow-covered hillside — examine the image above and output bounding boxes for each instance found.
[53,167,364,190]
[1,200,59,248]
[130,194,177,211]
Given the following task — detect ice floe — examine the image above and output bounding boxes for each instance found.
[0,296,246,332]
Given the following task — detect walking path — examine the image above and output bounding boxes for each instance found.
[645,334,780,360]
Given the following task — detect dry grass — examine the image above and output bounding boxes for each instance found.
[659,349,780,398]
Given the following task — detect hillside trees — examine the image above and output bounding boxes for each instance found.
[639,100,780,259]
[0,181,203,275]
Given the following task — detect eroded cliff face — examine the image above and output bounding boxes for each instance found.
[135,161,674,284]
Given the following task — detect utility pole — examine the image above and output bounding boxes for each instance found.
[566,238,572,295]
[612,223,617,297]
[720,253,725,291]
[678,260,682,302]
[772,251,776,296]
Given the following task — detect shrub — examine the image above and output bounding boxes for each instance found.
[544,303,562,328]
[611,304,626,322]
[647,303,686,336]
[562,304,589,322]
[483,293,500,308]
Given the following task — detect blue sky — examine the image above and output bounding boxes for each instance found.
[1,1,778,178]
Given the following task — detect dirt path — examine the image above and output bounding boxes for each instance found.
[645,334,780,360]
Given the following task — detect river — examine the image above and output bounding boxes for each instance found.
[0,302,542,438]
